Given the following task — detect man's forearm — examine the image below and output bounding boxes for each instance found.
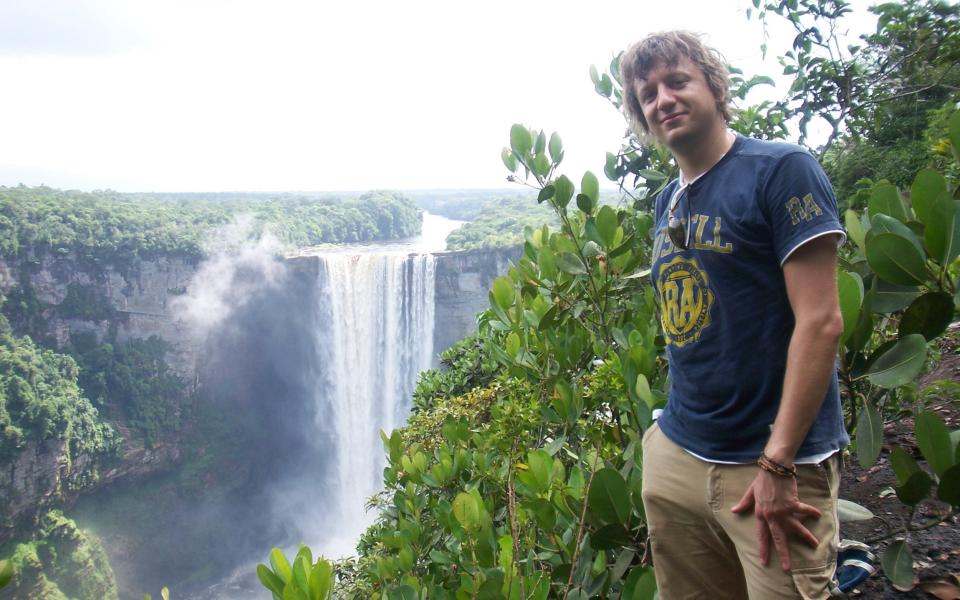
[764,314,842,466]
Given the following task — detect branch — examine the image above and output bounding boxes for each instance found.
[865,507,960,545]
[562,452,600,599]
[507,442,526,600]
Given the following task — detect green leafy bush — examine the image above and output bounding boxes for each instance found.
[71,333,188,447]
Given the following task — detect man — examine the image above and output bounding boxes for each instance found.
[622,31,849,599]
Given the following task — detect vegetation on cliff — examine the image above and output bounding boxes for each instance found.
[0,310,116,468]
[0,187,422,267]
[0,510,117,600]
[443,197,557,252]
[71,333,188,447]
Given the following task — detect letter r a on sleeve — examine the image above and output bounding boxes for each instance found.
[785,193,824,226]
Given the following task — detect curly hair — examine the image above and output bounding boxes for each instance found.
[621,31,731,134]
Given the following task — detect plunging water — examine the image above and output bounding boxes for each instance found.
[315,253,435,552]
[185,212,462,599]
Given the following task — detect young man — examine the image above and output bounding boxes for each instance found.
[621,32,849,599]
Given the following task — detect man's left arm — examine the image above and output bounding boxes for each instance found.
[731,233,844,571]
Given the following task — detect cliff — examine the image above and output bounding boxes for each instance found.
[0,252,200,379]
[432,247,520,355]
[0,245,517,536]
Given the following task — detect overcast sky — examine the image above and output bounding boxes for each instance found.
[0,0,878,193]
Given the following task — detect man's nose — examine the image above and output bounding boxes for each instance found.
[656,85,676,111]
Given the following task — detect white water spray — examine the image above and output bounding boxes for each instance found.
[313,252,436,555]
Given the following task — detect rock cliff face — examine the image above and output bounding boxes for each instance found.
[0,253,197,539]
[0,253,201,379]
[433,247,520,356]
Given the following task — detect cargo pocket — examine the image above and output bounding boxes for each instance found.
[790,566,844,599]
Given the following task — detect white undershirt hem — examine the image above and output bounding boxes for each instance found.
[650,409,837,465]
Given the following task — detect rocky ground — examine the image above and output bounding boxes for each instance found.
[840,331,960,599]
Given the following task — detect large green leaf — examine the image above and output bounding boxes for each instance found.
[453,492,481,529]
[270,548,293,584]
[882,541,914,591]
[538,247,557,280]
[387,585,418,600]
[868,182,908,222]
[635,374,655,409]
[537,185,555,204]
[533,153,550,178]
[872,280,920,313]
[576,194,594,215]
[837,270,863,344]
[557,252,587,275]
[293,555,310,594]
[938,464,960,506]
[0,560,11,591]
[837,499,874,522]
[622,567,657,599]
[925,192,960,266]
[870,214,924,255]
[581,171,599,205]
[596,205,618,248]
[865,232,928,286]
[896,470,933,506]
[890,446,921,486]
[549,132,563,163]
[283,583,308,600]
[949,110,960,158]
[491,276,514,310]
[308,560,333,600]
[510,124,532,158]
[527,449,553,491]
[856,400,883,469]
[898,292,955,341]
[534,130,546,155]
[258,564,285,597]
[554,175,575,208]
[845,209,866,252]
[588,468,630,525]
[911,168,947,226]
[864,334,927,388]
[501,148,517,173]
[524,497,556,529]
[916,411,954,476]
[590,523,630,550]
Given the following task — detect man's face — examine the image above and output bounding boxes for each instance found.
[633,56,723,150]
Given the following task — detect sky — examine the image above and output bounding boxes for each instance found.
[0,0,879,193]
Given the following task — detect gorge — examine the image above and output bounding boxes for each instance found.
[0,212,518,599]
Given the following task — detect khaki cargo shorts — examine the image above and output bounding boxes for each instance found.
[641,422,841,600]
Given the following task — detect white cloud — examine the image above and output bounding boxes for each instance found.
[0,0,878,192]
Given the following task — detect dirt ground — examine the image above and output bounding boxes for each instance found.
[839,330,960,598]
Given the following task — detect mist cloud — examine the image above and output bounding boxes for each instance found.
[173,215,286,338]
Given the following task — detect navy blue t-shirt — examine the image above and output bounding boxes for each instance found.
[650,134,850,462]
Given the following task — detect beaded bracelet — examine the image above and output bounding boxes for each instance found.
[758,452,797,478]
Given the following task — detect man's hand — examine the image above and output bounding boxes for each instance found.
[730,470,822,571]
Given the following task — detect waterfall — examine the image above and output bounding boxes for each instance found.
[313,251,436,554]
